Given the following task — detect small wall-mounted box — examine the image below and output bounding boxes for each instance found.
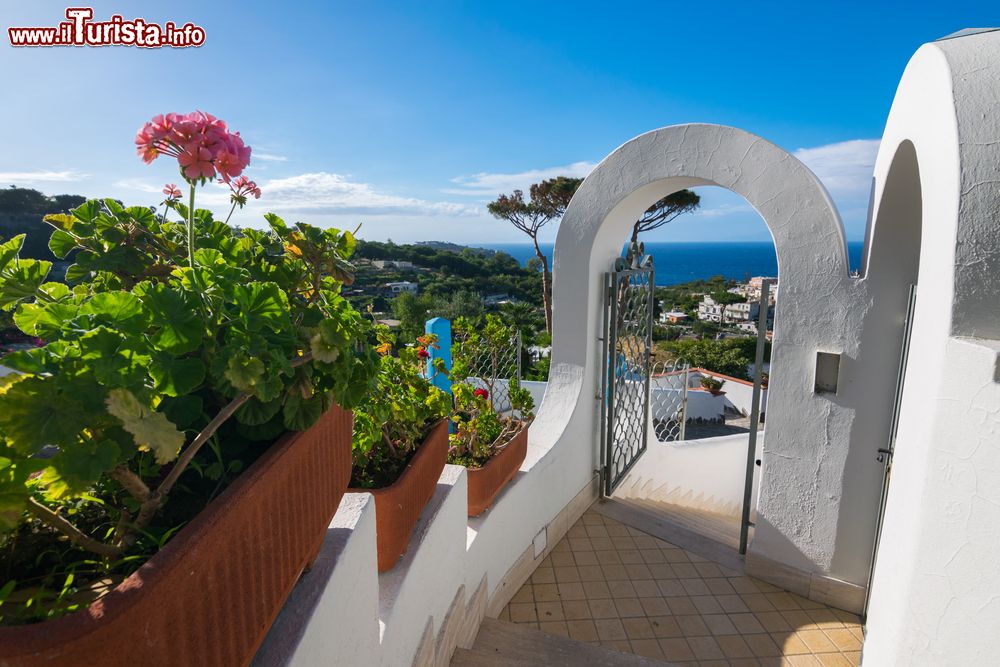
[815,351,841,394]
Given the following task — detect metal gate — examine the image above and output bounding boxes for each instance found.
[600,244,655,497]
[650,359,690,443]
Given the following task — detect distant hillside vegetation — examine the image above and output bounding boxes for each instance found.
[0,187,87,259]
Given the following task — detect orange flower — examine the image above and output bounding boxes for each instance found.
[376,342,392,356]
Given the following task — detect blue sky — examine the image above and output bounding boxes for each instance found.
[0,2,993,244]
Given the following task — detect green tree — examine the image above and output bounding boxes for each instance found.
[631,190,701,243]
[487,176,582,335]
[658,337,769,379]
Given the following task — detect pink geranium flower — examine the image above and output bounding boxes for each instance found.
[162,184,182,200]
[135,111,252,184]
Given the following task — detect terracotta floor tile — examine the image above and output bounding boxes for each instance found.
[609,580,638,598]
[703,613,740,636]
[538,620,569,637]
[692,595,724,615]
[590,537,615,551]
[577,564,605,582]
[530,566,555,584]
[728,612,766,634]
[729,659,763,667]
[741,592,777,612]
[784,655,823,666]
[771,631,811,655]
[806,608,844,628]
[601,564,629,580]
[658,637,696,661]
[673,563,700,578]
[718,594,752,613]
[681,578,713,596]
[657,579,687,596]
[588,598,620,619]
[622,616,656,639]
[716,634,754,658]
[569,537,594,552]
[823,628,862,652]
[698,660,732,667]
[694,562,724,578]
[752,579,782,593]
[663,548,692,563]
[796,629,838,653]
[833,609,862,625]
[624,562,654,579]
[815,653,854,667]
[688,552,709,563]
[756,610,794,632]
[765,592,801,610]
[561,599,591,620]
[596,550,623,565]
[632,534,658,549]
[595,618,628,641]
[744,632,782,657]
[648,563,677,579]
[532,582,559,602]
[730,577,762,594]
[614,598,645,618]
[600,638,632,652]
[606,523,630,537]
[535,601,565,622]
[582,512,603,525]
[630,638,666,659]
[687,634,726,660]
[566,619,599,642]
[508,602,537,623]
[554,565,582,583]
[844,650,862,664]
[586,523,610,538]
[573,550,599,566]
[640,548,667,564]
[639,596,671,616]
[706,577,738,596]
[581,580,610,599]
[618,549,644,564]
[510,584,533,604]
[649,615,684,638]
[632,579,662,598]
[780,609,816,629]
[668,596,700,616]
[557,581,587,600]
[676,614,711,637]
[550,551,575,567]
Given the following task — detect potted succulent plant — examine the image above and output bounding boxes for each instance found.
[349,327,452,571]
[449,316,534,517]
[0,112,376,667]
[700,375,726,395]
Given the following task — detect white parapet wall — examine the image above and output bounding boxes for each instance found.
[614,433,761,518]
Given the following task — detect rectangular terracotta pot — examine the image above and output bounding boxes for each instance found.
[0,404,354,667]
[352,420,449,572]
[466,425,528,517]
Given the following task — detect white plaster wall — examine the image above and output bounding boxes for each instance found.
[615,433,761,518]
[550,122,891,587]
[656,388,723,422]
[862,30,1000,665]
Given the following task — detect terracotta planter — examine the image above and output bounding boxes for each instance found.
[0,404,354,667]
[353,420,448,572]
[466,425,528,517]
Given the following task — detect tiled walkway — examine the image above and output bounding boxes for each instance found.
[500,508,863,666]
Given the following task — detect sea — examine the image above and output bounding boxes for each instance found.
[478,242,865,287]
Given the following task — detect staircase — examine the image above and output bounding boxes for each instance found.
[451,619,672,666]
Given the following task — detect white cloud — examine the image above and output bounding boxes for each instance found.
[794,139,879,196]
[445,161,597,197]
[257,172,478,217]
[254,152,288,162]
[0,169,88,183]
[112,178,164,194]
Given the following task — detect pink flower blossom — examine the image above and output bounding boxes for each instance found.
[135,111,252,184]
[162,184,182,200]
[222,175,262,209]
[417,348,430,359]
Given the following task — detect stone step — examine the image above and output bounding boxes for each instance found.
[451,618,672,666]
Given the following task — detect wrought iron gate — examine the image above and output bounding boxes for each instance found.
[650,359,690,443]
[600,244,655,496]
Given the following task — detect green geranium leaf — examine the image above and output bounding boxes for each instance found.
[48,230,77,259]
[160,394,204,430]
[13,301,78,338]
[235,396,283,426]
[234,282,288,331]
[78,327,146,387]
[39,439,121,500]
[0,259,51,309]
[140,283,204,354]
[71,200,101,224]
[0,235,24,273]
[0,376,90,454]
[105,389,186,464]
[150,357,205,397]
[224,356,266,394]
[80,291,145,329]
[282,392,328,432]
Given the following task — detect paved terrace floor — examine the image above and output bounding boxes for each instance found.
[500,505,863,666]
